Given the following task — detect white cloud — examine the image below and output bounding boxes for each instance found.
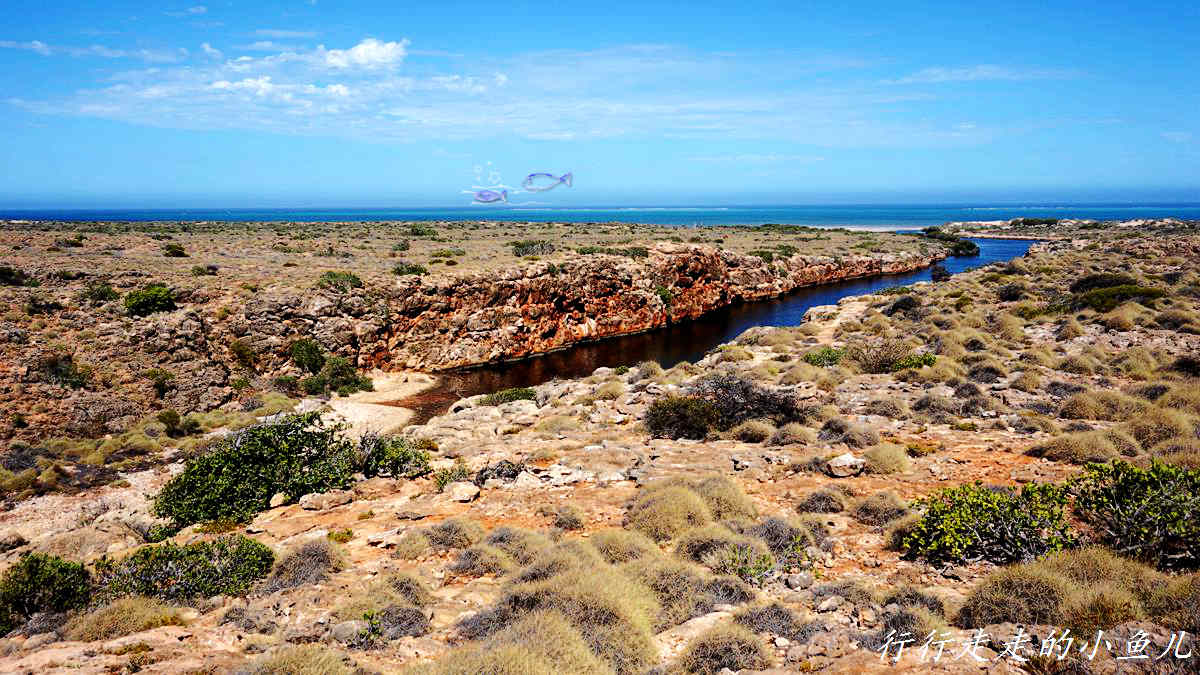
[1,39,184,62]
[255,29,317,39]
[320,38,408,69]
[493,72,509,87]
[1162,131,1193,144]
[0,40,52,56]
[884,64,1076,85]
[690,153,825,162]
[201,42,222,58]
[165,5,207,17]
[240,41,295,52]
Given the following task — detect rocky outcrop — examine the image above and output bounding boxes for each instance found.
[225,244,945,372]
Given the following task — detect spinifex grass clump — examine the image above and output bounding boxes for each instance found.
[153,412,358,527]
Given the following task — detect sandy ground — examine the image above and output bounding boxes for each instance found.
[324,370,439,436]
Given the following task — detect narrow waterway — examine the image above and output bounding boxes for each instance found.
[391,237,1035,423]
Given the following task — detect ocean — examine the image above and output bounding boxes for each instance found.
[3,203,1198,228]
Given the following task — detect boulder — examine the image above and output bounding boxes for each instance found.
[825,453,865,477]
[298,490,353,511]
[445,482,480,503]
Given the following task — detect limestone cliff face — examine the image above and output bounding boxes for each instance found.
[227,244,945,372]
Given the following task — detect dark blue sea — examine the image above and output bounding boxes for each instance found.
[3,203,1198,228]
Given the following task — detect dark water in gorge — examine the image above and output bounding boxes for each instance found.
[391,237,1035,423]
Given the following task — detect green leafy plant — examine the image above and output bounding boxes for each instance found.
[703,544,775,586]
[510,240,555,256]
[358,435,434,479]
[392,262,428,276]
[1071,461,1200,570]
[644,396,720,440]
[157,409,200,438]
[316,271,363,293]
[892,353,937,371]
[141,368,174,397]
[152,412,358,527]
[433,459,470,492]
[903,482,1075,565]
[803,346,845,367]
[479,387,536,406]
[81,281,119,304]
[290,338,326,374]
[162,243,187,257]
[0,553,92,634]
[1072,285,1166,312]
[124,284,176,316]
[93,535,273,603]
[230,339,257,370]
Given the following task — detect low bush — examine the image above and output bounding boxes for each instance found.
[481,527,552,565]
[954,565,1076,628]
[510,240,555,256]
[163,243,187,257]
[644,396,719,440]
[290,338,325,374]
[63,596,185,641]
[357,434,432,478]
[480,387,536,406]
[1072,285,1166,312]
[845,338,914,374]
[260,538,344,593]
[425,517,485,549]
[1120,406,1197,450]
[624,485,712,542]
[1027,431,1119,464]
[729,419,773,442]
[124,284,175,316]
[688,374,808,429]
[0,553,92,634]
[850,491,909,526]
[677,622,770,674]
[817,417,879,448]
[0,265,36,286]
[152,412,358,527]
[903,482,1074,564]
[863,443,912,474]
[93,535,273,603]
[316,270,362,292]
[244,644,356,675]
[81,281,119,304]
[795,488,846,514]
[392,531,431,560]
[450,545,516,577]
[803,347,844,367]
[734,602,820,642]
[1071,461,1200,569]
[864,398,908,419]
[1059,391,1147,421]
[589,529,660,564]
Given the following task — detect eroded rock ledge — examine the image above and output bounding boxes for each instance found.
[228,243,946,371]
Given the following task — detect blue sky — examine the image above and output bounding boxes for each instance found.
[1,0,1197,208]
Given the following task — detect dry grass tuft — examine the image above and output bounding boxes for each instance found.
[426,517,485,549]
[863,443,912,474]
[850,491,910,526]
[676,622,771,674]
[63,596,186,641]
[244,644,355,675]
[589,529,661,564]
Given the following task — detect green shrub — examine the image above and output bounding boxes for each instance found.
[510,240,555,256]
[480,387,536,406]
[0,265,37,286]
[1071,461,1200,569]
[645,396,719,440]
[392,262,427,275]
[316,270,363,293]
[124,284,176,316]
[0,553,92,634]
[37,348,91,388]
[689,374,809,429]
[81,281,119,304]
[1072,285,1166,312]
[230,339,257,369]
[1070,273,1139,293]
[903,482,1074,564]
[162,243,187,257]
[317,356,373,395]
[142,368,174,397]
[892,353,937,370]
[94,535,272,603]
[290,338,326,374]
[803,347,844,367]
[432,459,470,492]
[152,412,358,527]
[358,435,432,478]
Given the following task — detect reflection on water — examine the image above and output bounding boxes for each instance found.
[390,238,1035,423]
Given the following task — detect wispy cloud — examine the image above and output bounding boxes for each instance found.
[255,29,318,39]
[4,40,1022,147]
[1162,131,1194,144]
[884,64,1077,85]
[0,39,186,62]
[165,6,207,17]
[689,153,825,163]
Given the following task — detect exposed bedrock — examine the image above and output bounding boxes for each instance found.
[223,243,946,372]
